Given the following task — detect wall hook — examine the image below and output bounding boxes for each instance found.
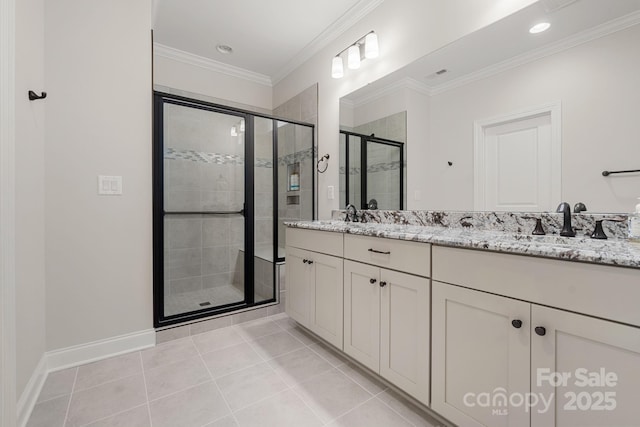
[28,91,47,101]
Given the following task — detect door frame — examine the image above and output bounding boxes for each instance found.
[473,101,562,211]
[153,93,256,327]
[152,92,316,328]
[0,0,17,423]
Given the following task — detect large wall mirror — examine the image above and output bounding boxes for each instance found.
[340,0,640,213]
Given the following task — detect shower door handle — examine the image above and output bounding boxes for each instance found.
[164,210,244,216]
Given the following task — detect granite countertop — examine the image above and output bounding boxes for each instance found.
[285,220,640,269]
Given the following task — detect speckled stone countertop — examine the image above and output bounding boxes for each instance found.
[285,220,640,269]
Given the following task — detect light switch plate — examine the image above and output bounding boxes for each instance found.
[98,175,122,195]
[327,185,335,200]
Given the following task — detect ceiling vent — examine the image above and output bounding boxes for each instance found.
[426,69,448,79]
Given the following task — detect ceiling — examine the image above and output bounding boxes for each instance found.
[152,0,382,84]
[344,0,640,102]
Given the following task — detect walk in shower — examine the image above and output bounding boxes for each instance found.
[153,92,314,327]
[339,131,404,210]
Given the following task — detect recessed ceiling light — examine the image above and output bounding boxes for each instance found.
[216,44,233,54]
[529,22,551,34]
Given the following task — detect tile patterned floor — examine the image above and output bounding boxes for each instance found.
[27,314,445,427]
[165,285,273,317]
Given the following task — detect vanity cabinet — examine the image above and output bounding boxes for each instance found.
[431,282,530,427]
[343,235,431,405]
[285,229,344,349]
[432,246,640,427]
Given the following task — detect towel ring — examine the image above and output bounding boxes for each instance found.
[317,154,330,173]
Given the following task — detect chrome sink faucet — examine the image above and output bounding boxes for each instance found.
[345,204,358,222]
[556,202,576,237]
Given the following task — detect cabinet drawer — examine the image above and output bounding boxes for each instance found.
[433,245,640,327]
[286,228,343,257]
[344,234,430,277]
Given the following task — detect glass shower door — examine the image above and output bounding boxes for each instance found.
[161,101,247,319]
[366,139,402,210]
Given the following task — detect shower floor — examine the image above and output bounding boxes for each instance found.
[165,285,244,317]
[164,284,274,317]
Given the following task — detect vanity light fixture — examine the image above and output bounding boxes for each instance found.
[364,32,379,59]
[347,45,361,69]
[332,30,379,79]
[331,56,344,79]
[529,22,551,34]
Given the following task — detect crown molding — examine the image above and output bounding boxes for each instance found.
[340,98,355,109]
[430,10,640,96]
[348,77,431,108]
[271,0,385,85]
[154,43,273,87]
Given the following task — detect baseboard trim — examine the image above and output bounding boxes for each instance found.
[16,355,47,427]
[46,329,156,373]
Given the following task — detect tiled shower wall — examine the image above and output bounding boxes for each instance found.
[353,111,407,143]
[273,84,317,248]
[163,104,245,299]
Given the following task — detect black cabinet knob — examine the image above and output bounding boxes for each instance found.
[379,281,387,287]
[307,260,313,264]
[369,278,377,284]
[511,319,522,329]
[302,259,308,264]
[535,326,546,336]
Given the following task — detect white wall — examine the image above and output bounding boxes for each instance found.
[15,0,45,399]
[154,54,273,112]
[427,24,640,213]
[44,0,153,351]
[405,88,430,210]
[274,0,537,218]
[0,0,18,422]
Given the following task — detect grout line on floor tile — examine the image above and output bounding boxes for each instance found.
[288,384,329,425]
[146,378,214,404]
[306,344,348,369]
[376,391,424,427]
[75,404,149,427]
[336,364,389,396]
[141,337,200,372]
[220,362,294,415]
[195,336,241,427]
[34,391,71,405]
[210,359,269,382]
[61,367,79,427]
[139,352,154,427]
[68,371,143,395]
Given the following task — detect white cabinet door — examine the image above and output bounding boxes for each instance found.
[285,247,311,327]
[344,260,380,372]
[380,269,430,405]
[531,305,640,427]
[432,282,530,427]
[309,252,343,349]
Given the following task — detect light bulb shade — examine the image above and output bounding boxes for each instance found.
[331,56,344,78]
[364,32,379,59]
[347,45,361,69]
